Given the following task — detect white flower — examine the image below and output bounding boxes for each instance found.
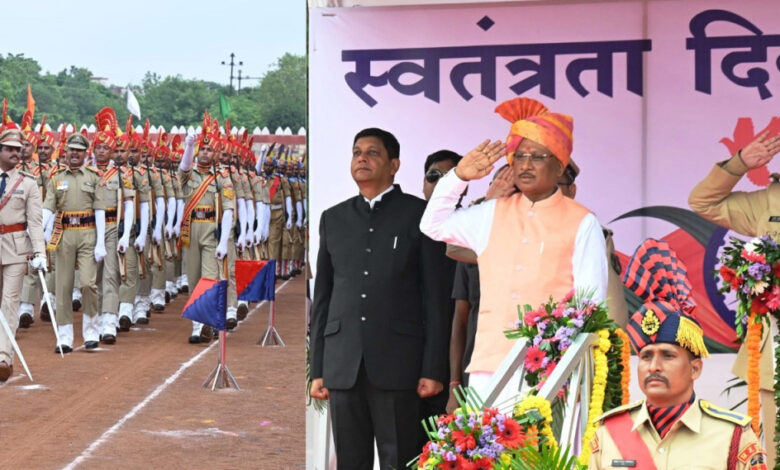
[752,280,769,295]
[744,238,761,254]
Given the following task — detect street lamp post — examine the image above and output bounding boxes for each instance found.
[237,69,260,93]
[221,53,243,95]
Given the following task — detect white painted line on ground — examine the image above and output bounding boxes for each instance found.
[62,279,292,470]
[0,374,26,387]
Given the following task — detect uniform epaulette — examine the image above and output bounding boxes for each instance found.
[219,168,230,178]
[593,400,644,423]
[699,400,751,427]
[136,166,146,176]
[85,165,98,174]
[150,167,159,173]
[19,171,35,179]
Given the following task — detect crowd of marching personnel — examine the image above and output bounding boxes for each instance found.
[0,102,307,382]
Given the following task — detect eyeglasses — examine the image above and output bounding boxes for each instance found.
[514,153,553,166]
[425,169,446,183]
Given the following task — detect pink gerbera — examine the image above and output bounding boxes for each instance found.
[524,346,546,373]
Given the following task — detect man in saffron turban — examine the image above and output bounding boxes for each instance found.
[420,97,607,398]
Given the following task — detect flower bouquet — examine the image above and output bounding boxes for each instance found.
[717,235,780,446]
[504,289,629,464]
[411,387,582,469]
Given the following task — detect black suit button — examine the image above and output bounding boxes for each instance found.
[369,227,374,232]
[363,271,369,276]
[361,293,366,298]
[366,248,372,253]
[361,316,366,321]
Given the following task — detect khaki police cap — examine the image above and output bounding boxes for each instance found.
[0,129,23,148]
[66,133,90,150]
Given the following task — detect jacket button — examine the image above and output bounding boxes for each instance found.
[369,227,374,232]
[361,293,366,298]
[363,271,369,276]
[366,248,372,253]
[361,316,366,321]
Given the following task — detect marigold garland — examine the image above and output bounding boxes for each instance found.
[746,312,762,435]
[514,394,558,449]
[578,329,610,465]
[615,328,632,405]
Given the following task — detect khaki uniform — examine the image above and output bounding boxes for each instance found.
[0,168,45,364]
[291,177,305,261]
[136,165,165,316]
[265,172,289,272]
[170,171,184,288]
[160,168,178,299]
[95,164,134,333]
[220,164,240,318]
[590,399,767,469]
[43,165,105,343]
[148,167,173,309]
[253,172,270,260]
[179,166,235,336]
[689,154,778,466]
[117,165,150,324]
[18,161,48,320]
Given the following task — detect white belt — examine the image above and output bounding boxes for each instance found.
[270,204,283,210]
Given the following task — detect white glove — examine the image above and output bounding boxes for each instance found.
[134,232,146,252]
[118,234,130,253]
[153,226,163,245]
[285,217,292,230]
[94,242,106,262]
[29,255,47,272]
[215,209,233,260]
[261,205,270,242]
[153,197,164,244]
[94,209,106,262]
[174,199,184,237]
[237,231,246,250]
[42,208,54,243]
[180,134,196,172]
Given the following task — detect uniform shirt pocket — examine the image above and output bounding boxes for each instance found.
[12,231,32,256]
[9,193,25,210]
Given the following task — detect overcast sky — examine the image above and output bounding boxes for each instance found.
[4,0,306,87]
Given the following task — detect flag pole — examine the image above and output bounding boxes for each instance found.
[258,297,285,347]
[201,330,240,390]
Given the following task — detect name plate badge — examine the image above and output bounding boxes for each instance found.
[610,460,637,467]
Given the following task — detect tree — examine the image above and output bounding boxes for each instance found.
[255,53,306,131]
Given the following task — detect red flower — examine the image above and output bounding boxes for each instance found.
[561,289,575,303]
[542,360,557,378]
[523,309,541,326]
[437,414,455,426]
[751,297,769,315]
[472,457,494,470]
[742,249,767,264]
[774,262,780,278]
[451,430,477,451]
[731,275,744,291]
[438,455,473,470]
[481,408,499,426]
[419,441,432,465]
[720,265,737,283]
[767,285,780,311]
[496,418,525,449]
[524,346,546,373]
[551,305,565,319]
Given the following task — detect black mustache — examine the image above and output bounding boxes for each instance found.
[644,373,669,386]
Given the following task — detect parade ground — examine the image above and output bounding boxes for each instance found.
[0,276,305,469]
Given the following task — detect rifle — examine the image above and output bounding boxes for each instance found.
[116,150,127,281]
[130,157,146,280]
[145,153,163,271]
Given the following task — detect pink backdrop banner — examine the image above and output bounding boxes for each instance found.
[309,0,780,349]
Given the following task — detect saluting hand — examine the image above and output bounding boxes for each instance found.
[454,140,507,181]
[740,131,780,170]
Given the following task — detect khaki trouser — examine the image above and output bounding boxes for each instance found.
[184,220,219,292]
[282,226,295,260]
[226,230,237,307]
[55,229,98,325]
[268,209,284,265]
[151,240,166,292]
[0,263,26,364]
[118,227,139,304]
[96,223,120,314]
[293,225,305,260]
[21,255,55,304]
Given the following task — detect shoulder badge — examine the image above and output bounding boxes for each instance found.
[85,165,98,174]
[136,166,146,176]
[150,167,159,174]
[20,171,35,179]
[699,400,751,426]
[594,400,644,423]
[220,168,230,178]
